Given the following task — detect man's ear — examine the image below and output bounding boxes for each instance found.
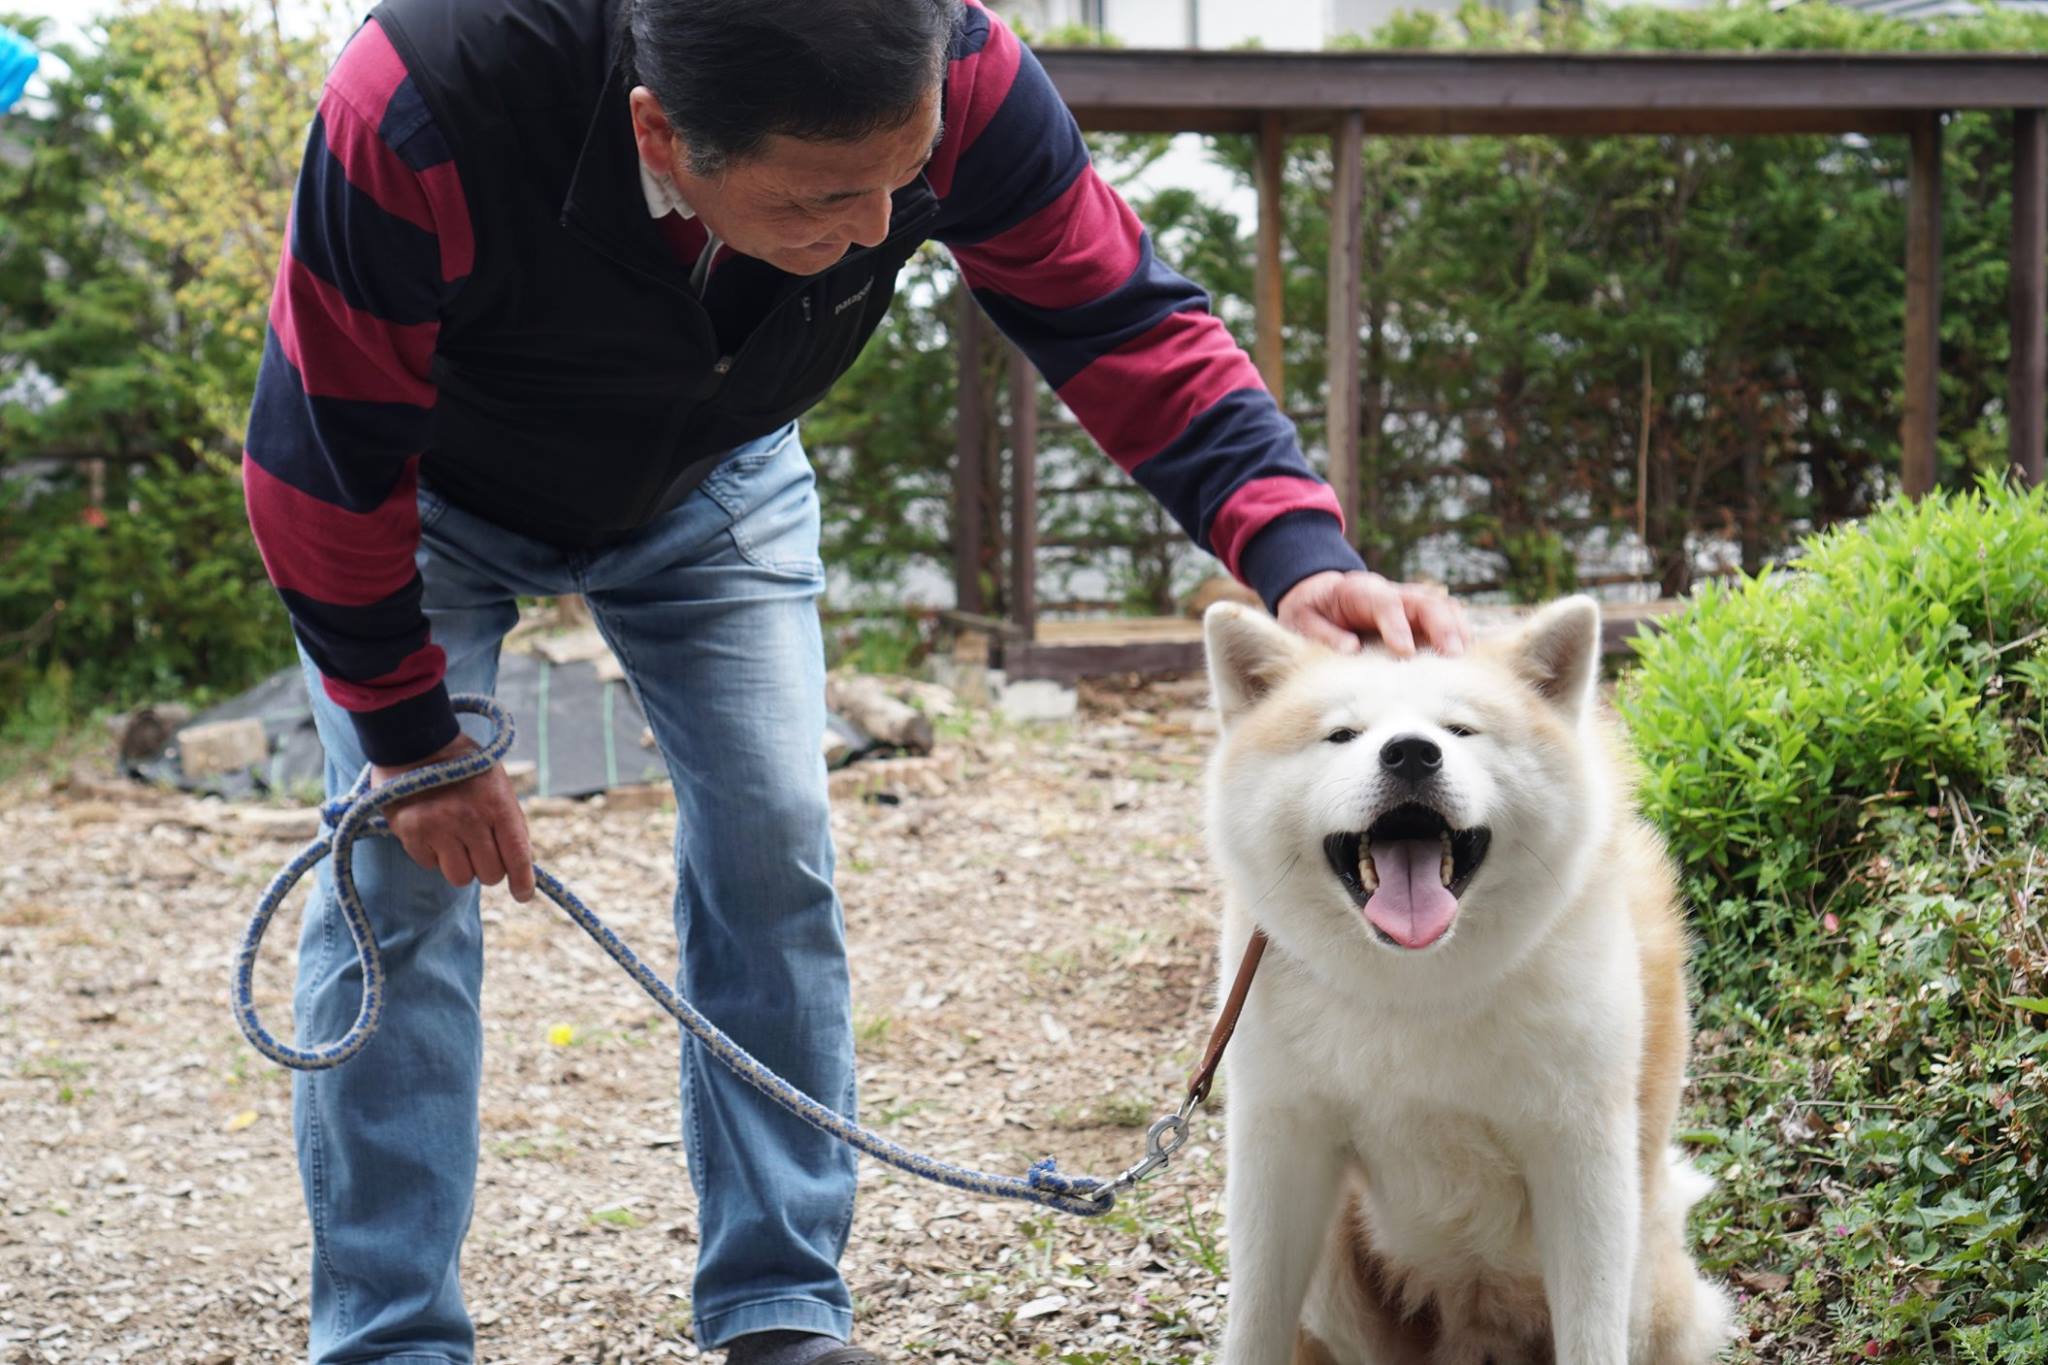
[628,85,679,176]
[1204,601,1310,726]
[1509,595,1602,719]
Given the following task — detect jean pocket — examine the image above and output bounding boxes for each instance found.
[715,437,823,579]
[416,483,452,535]
[703,421,801,491]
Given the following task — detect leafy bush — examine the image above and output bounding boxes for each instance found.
[1683,781,2048,1361]
[1619,477,2048,985]
[0,456,289,725]
[1619,480,2048,1359]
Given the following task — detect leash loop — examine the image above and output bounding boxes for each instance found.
[231,694,1191,1217]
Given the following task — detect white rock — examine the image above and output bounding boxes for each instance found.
[999,679,1077,724]
[1014,1294,1067,1321]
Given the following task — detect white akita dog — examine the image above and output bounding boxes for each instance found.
[1200,595,1734,1365]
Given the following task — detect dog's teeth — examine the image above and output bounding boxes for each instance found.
[1440,830,1453,887]
[1361,850,1378,892]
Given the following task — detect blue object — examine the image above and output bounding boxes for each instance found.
[0,27,36,114]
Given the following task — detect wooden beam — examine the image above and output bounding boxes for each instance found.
[1038,50,2048,120]
[1904,114,1943,499]
[1009,342,1040,641]
[1005,639,1207,684]
[1326,111,1365,540]
[1255,112,1285,398]
[1066,106,1926,137]
[1358,108,1923,138]
[1001,605,1673,682]
[2013,108,2046,488]
[954,290,987,614]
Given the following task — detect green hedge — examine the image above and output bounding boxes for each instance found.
[1618,479,2048,1357]
[0,455,287,742]
[1619,476,2047,978]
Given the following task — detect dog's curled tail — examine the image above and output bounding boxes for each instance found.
[1645,1148,1740,1363]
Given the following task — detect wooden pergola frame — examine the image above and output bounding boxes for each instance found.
[951,49,2048,679]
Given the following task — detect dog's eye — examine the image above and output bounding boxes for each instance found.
[1325,728,1359,745]
[1445,723,1479,739]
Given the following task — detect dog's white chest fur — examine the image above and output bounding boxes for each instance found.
[1250,915,1638,1287]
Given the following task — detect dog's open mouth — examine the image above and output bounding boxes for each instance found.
[1324,805,1492,950]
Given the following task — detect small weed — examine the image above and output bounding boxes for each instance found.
[20,1055,87,1082]
[1025,947,1082,981]
[877,1098,931,1125]
[491,1136,576,1164]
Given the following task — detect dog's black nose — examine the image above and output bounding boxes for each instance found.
[1380,734,1442,781]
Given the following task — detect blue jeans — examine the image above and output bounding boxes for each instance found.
[289,424,857,1362]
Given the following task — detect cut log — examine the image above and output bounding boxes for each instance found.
[825,676,934,755]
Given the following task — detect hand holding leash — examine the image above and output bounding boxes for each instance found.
[371,731,535,902]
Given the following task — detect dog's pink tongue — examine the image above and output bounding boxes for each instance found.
[1364,840,1457,948]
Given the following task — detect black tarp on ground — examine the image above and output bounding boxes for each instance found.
[134,655,663,800]
[131,655,882,801]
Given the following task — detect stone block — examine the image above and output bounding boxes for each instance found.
[177,718,268,777]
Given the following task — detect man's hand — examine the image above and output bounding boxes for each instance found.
[371,733,536,903]
[1275,569,1471,659]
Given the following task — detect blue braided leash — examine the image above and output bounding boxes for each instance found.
[231,695,1194,1218]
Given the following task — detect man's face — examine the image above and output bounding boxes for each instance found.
[629,86,943,278]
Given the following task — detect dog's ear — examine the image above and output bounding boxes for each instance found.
[1511,595,1601,717]
[1203,601,1308,724]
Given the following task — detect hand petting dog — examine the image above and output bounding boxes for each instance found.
[1275,569,1473,659]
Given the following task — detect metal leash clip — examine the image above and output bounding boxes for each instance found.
[1089,1090,1199,1205]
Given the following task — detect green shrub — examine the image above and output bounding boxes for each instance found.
[1620,479,2048,1358]
[1682,776,2048,1360]
[0,455,291,727]
[1618,476,2048,986]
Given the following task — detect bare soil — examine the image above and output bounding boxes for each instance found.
[1,677,1239,1364]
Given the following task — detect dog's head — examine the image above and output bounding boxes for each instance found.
[1201,595,1611,978]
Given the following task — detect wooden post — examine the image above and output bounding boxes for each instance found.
[2012,108,2045,488]
[1009,342,1039,642]
[1903,113,1943,499]
[954,290,986,614]
[1254,111,1285,398]
[1326,111,1365,541]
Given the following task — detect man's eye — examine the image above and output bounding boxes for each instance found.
[1326,728,1359,745]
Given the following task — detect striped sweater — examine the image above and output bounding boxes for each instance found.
[245,0,1363,766]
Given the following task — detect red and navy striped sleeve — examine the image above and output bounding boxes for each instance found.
[930,2,1367,613]
[243,18,473,767]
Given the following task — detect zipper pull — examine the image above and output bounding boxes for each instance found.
[713,356,733,375]
[801,296,813,324]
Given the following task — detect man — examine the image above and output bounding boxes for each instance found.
[244,1,1469,1361]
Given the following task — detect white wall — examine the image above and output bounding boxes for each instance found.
[1182,0,1330,48]
[1009,0,1402,49]
[1103,0,1195,45]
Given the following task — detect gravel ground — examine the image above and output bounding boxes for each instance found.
[1,677,1241,1365]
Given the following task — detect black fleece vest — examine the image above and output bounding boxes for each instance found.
[372,0,939,546]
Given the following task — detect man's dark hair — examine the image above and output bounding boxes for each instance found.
[624,0,959,176]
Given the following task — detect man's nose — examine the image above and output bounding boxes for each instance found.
[844,190,892,248]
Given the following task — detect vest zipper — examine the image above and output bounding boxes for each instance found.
[560,188,940,397]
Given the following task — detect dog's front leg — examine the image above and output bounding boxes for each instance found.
[1219,1102,1344,1365]
[1525,1113,1640,1365]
